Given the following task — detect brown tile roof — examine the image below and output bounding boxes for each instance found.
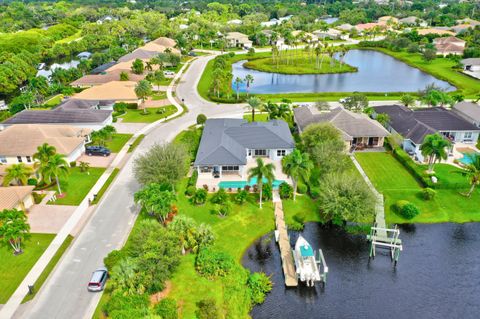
[0,186,35,211]
[72,81,139,101]
[0,124,90,156]
[418,28,455,36]
[151,37,176,47]
[70,70,145,87]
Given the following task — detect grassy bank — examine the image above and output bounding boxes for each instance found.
[0,233,55,303]
[103,133,133,153]
[127,134,145,153]
[91,169,120,205]
[355,152,480,223]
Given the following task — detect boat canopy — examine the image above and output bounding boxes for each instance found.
[300,244,314,257]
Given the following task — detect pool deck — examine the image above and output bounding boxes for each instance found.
[448,143,479,167]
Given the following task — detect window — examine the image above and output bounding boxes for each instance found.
[277,150,286,157]
[17,156,22,163]
[200,166,212,173]
[248,149,252,156]
[222,166,239,172]
[464,132,473,140]
[254,149,267,156]
[0,156,6,164]
[26,156,32,163]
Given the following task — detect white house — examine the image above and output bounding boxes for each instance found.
[225,32,252,49]
[462,58,480,72]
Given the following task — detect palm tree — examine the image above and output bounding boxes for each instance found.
[79,161,90,174]
[3,164,33,186]
[400,94,416,107]
[248,158,275,208]
[135,80,153,114]
[314,44,322,69]
[0,209,30,254]
[244,74,254,97]
[282,150,313,201]
[420,133,451,173]
[39,154,69,194]
[247,97,262,122]
[33,143,57,168]
[234,77,243,101]
[458,155,480,197]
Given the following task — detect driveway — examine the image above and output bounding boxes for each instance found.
[76,154,116,168]
[28,205,77,234]
[113,121,148,134]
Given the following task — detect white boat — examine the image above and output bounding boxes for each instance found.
[293,235,322,287]
[38,63,46,70]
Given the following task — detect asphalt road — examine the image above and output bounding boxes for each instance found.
[19,55,243,319]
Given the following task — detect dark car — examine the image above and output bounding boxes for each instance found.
[86,146,111,157]
[87,267,108,292]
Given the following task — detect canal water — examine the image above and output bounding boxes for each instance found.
[37,59,80,79]
[242,222,480,319]
[232,49,455,93]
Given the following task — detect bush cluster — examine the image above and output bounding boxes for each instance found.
[279,182,293,199]
[394,200,420,219]
[195,248,235,279]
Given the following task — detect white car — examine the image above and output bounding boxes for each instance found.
[87,267,108,292]
[164,71,175,77]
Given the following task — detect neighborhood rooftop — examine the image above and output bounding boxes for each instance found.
[373,104,479,144]
[194,118,294,166]
[1,109,112,125]
[0,186,35,211]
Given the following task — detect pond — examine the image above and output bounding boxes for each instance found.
[232,50,455,93]
[37,59,80,79]
[242,222,480,319]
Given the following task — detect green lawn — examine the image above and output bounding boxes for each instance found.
[243,112,269,122]
[55,30,82,44]
[91,169,119,205]
[355,152,480,223]
[120,105,177,123]
[151,92,167,100]
[0,233,55,303]
[127,134,145,153]
[362,47,480,97]
[49,167,106,205]
[102,133,132,153]
[44,94,63,107]
[22,235,73,303]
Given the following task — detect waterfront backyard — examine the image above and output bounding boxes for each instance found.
[355,152,480,223]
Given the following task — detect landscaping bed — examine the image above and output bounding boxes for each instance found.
[120,105,176,123]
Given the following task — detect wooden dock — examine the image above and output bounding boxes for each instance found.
[274,201,298,287]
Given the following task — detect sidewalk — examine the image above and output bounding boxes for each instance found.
[0,58,193,319]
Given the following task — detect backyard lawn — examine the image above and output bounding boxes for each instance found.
[243,112,269,122]
[44,94,63,107]
[103,133,132,152]
[119,105,176,123]
[49,167,105,205]
[355,152,480,223]
[0,233,55,303]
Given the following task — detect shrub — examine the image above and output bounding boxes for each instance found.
[296,182,307,194]
[103,292,149,317]
[32,192,44,204]
[156,108,166,114]
[154,298,178,319]
[191,188,207,205]
[309,186,321,199]
[289,212,306,231]
[185,185,196,196]
[262,183,272,201]
[69,161,77,167]
[27,178,38,186]
[211,202,232,217]
[394,200,420,219]
[103,249,126,270]
[196,114,207,125]
[244,185,251,192]
[211,188,228,204]
[203,184,209,191]
[196,298,220,319]
[247,272,273,304]
[228,52,235,58]
[279,182,293,199]
[422,188,436,200]
[195,248,235,279]
[188,170,198,186]
[234,190,248,204]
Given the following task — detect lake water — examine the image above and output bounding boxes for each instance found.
[37,59,80,79]
[232,50,455,93]
[242,222,480,319]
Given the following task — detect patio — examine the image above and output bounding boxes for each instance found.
[447,142,479,166]
[196,158,290,191]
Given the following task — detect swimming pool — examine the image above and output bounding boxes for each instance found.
[219,177,284,190]
[459,152,478,165]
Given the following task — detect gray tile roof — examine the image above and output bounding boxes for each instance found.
[293,106,389,140]
[194,118,294,166]
[55,99,115,111]
[2,109,112,125]
[373,105,480,144]
[453,101,480,122]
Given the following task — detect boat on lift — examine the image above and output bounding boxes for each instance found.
[293,235,322,287]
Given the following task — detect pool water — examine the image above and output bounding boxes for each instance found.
[219,177,284,189]
[459,152,478,165]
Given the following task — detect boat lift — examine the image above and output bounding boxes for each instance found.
[366,223,403,265]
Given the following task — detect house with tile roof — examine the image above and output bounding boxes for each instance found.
[433,36,466,56]
[373,105,480,162]
[293,106,389,149]
[0,186,35,211]
[194,119,294,183]
[0,124,91,164]
[453,101,480,127]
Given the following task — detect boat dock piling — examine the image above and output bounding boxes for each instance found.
[274,202,298,287]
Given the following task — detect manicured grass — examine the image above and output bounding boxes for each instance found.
[127,134,145,153]
[151,91,167,100]
[355,152,480,223]
[44,94,63,107]
[0,233,55,303]
[49,167,106,206]
[361,47,480,97]
[120,105,176,123]
[243,112,269,122]
[283,195,320,225]
[22,235,73,303]
[91,169,119,205]
[244,55,357,74]
[102,133,132,153]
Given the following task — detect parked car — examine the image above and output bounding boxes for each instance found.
[164,70,175,77]
[86,146,111,157]
[188,51,197,56]
[87,267,108,292]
